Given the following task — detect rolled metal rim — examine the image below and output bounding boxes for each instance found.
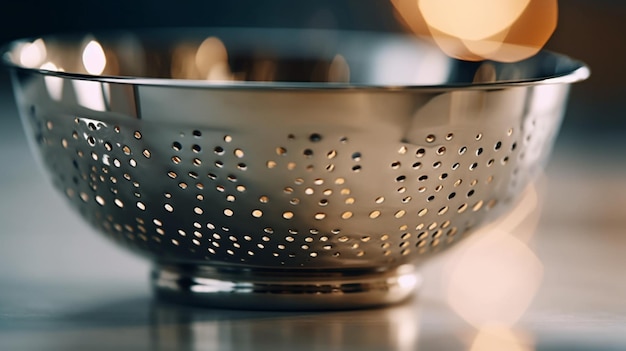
[2,27,590,90]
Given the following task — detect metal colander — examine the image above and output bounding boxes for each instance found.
[3,28,589,310]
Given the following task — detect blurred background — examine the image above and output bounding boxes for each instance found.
[0,1,624,350]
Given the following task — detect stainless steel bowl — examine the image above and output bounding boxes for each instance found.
[2,28,589,310]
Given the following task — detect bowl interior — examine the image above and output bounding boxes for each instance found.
[4,28,587,87]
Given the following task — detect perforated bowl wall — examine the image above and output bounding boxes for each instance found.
[20,86,564,269]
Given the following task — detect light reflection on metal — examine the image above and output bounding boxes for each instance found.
[327,54,350,83]
[190,278,248,293]
[390,0,557,62]
[171,44,198,79]
[170,37,234,81]
[195,36,232,81]
[370,40,451,85]
[102,47,120,76]
[40,62,63,101]
[73,79,109,111]
[521,86,569,168]
[473,63,497,83]
[251,60,276,82]
[18,38,47,68]
[82,40,107,75]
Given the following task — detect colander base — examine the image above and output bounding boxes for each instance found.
[152,264,420,310]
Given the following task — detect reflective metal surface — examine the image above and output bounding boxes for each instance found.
[2,28,588,309]
[154,264,420,310]
[0,69,625,349]
[3,28,588,87]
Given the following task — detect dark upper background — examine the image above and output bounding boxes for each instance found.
[1,0,625,147]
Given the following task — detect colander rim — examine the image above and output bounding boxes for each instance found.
[1,27,590,91]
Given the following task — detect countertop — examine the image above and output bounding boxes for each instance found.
[1,70,625,350]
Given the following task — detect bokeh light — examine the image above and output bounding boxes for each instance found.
[40,62,64,101]
[470,326,534,351]
[18,38,47,68]
[82,40,107,75]
[195,36,232,81]
[391,0,557,62]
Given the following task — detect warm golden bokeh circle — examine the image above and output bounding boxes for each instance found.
[391,0,557,62]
